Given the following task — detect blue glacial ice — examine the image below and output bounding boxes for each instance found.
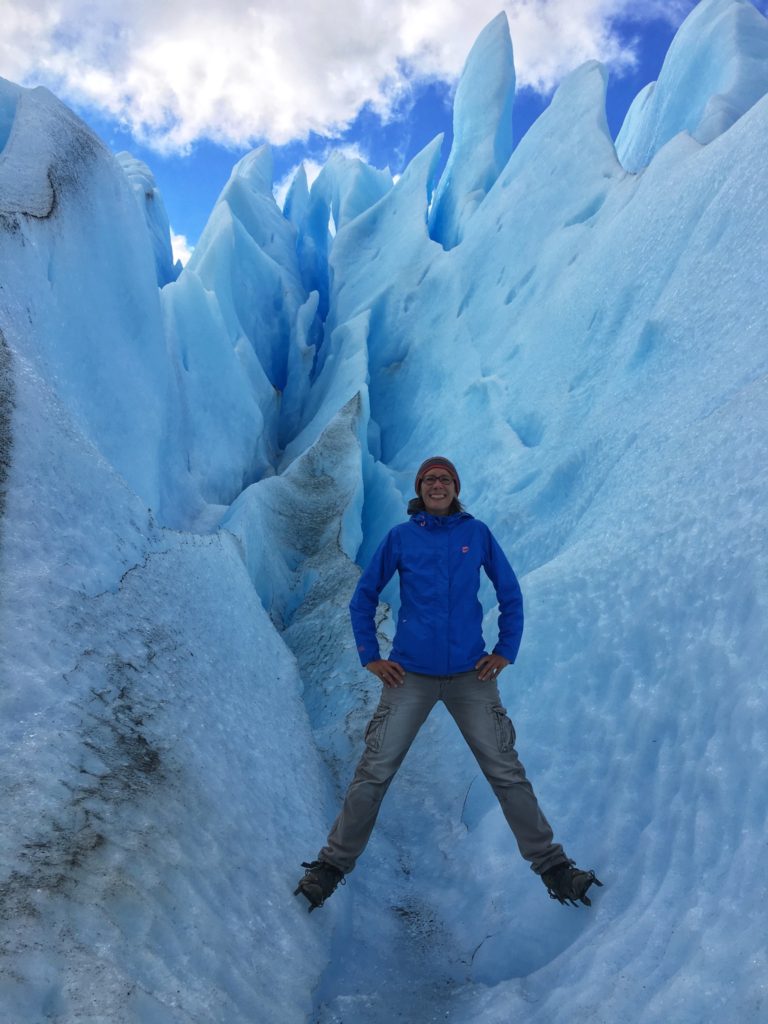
[428,11,515,250]
[1,0,768,1021]
[288,152,392,322]
[616,0,768,170]
[116,151,181,287]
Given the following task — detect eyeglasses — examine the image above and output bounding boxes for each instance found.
[422,475,454,487]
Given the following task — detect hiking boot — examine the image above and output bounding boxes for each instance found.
[294,860,345,912]
[541,860,603,907]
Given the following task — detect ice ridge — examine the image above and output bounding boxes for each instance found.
[116,151,181,287]
[428,12,515,250]
[0,77,21,154]
[616,0,768,171]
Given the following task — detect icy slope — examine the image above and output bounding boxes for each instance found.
[0,344,336,1022]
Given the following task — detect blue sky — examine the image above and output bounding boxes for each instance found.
[5,0,761,257]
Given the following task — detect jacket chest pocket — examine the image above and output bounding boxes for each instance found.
[452,544,483,583]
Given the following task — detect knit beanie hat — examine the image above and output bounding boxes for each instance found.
[414,456,461,495]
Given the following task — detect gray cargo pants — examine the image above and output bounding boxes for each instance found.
[319,670,566,875]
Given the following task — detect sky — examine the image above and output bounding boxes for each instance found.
[4,0,760,261]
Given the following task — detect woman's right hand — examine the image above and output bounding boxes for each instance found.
[365,659,406,688]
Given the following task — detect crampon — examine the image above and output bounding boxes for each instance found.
[541,861,603,907]
[293,860,345,913]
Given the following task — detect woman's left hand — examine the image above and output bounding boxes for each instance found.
[476,653,510,681]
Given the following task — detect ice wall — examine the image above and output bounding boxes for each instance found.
[297,4,768,1020]
[0,366,333,1020]
[0,81,338,1021]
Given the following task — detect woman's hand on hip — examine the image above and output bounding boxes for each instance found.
[366,659,406,687]
[476,654,510,681]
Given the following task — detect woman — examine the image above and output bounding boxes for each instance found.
[296,457,601,911]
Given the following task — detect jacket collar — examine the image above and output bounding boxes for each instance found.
[410,510,472,529]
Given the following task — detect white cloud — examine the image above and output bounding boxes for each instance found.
[170,229,193,266]
[0,1,696,154]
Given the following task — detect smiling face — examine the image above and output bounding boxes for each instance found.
[420,470,456,515]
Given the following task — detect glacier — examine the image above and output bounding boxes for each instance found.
[1,0,767,1021]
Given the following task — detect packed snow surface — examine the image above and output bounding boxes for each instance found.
[1,0,767,1021]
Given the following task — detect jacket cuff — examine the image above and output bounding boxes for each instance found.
[356,643,380,667]
[493,644,517,664]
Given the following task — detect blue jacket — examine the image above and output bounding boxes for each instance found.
[349,511,524,676]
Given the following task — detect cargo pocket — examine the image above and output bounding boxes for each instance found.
[491,704,516,753]
[364,706,392,753]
